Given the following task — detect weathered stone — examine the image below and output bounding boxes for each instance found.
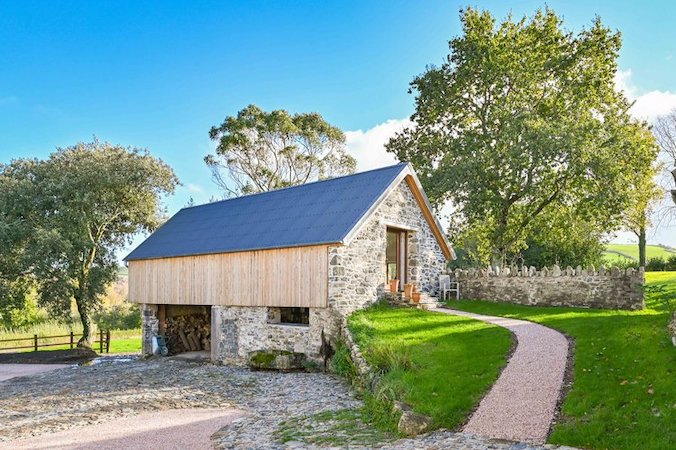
[397,410,434,436]
[327,182,446,316]
[454,267,645,310]
[393,401,412,414]
[248,350,307,370]
[552,265,562,277]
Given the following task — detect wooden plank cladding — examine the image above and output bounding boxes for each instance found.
[128,245,329,308]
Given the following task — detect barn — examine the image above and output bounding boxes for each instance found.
[125,163,453,366]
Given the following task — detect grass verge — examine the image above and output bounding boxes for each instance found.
[345,303,513,431]
[448,271,676,450]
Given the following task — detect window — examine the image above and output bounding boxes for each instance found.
[268,307,310,326]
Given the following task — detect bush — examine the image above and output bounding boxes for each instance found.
[612,258,640,270]
[93,304,141,330]
[666,255,676,271]
[646,257,667,272]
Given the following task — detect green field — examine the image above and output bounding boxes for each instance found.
[0,322,141,354]
[450,272,676,450]
[603,243,676,264]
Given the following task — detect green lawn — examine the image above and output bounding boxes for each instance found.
[603,243,676,264]
[347,304,513,430]
[449,272,676,450]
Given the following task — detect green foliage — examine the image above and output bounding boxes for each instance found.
[331,339,358,378]
[93,305,141,330]
[387,7,659,265]
[206,104,356,197]
[0,140,178,346]
[348,303,512,430]
[452,271,676,450]
[645,255,676,272]
[364,341,417,373]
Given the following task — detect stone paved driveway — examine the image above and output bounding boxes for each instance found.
[0,357,573,449]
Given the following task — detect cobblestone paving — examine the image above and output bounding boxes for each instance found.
[0,358,574,449]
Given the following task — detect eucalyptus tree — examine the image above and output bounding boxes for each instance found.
[206,104,356,197]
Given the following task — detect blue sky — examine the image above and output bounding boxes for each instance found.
[1,1,675,252]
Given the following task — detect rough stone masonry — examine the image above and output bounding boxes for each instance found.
[454,265,645,310]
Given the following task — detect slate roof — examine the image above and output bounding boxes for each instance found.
[125,163,411,261]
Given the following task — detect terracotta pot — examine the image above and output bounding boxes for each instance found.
[389,279,400,293]
[411,292,421,303]
[404,283,415,298]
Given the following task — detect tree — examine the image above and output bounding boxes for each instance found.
[654,109,676,208]
[205,104,356,197]
[623,169,662,267]
[0,141,178,346]
[387,7,659,265]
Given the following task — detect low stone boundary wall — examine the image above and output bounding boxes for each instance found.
[452,265,645,310]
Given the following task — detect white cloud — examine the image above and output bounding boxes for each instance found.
[186,183,204,194]
[345,118,412,171]
[614,69,676,122]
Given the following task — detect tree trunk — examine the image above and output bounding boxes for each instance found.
[75,293,93,348]
[638,225,647,268]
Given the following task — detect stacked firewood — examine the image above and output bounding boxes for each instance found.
[165,313,211,354]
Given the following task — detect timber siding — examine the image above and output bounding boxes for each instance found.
[128,245,329,308]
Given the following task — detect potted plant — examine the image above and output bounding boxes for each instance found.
[411,292,421,303]
[404,283,415,298]
[389,279,400,293]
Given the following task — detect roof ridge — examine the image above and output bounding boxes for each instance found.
[181,162,409,211]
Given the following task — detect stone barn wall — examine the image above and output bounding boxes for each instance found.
[454,266,645,310]
[328,181,447,316]
[210,306,342,366]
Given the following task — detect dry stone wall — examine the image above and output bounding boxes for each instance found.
[328,181,447,316]
[454,266,645,310]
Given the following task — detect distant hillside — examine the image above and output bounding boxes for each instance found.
[603,244,676,264]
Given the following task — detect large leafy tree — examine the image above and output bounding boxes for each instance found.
[0,141,178,346]
[206,104,356,197]
[387,8,659,265]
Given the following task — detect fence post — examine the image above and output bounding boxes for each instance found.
[99,329,103,353]
[105,330,111,353]
[33,334,38,352]
[70,331,74,349]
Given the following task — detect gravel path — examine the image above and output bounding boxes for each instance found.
[433,307,569,444]
[0,363,71,382]
[0,408,245,450]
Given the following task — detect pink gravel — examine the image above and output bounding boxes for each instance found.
[0,364,70,382]
[434,307,569,444]
[1,408,246,450]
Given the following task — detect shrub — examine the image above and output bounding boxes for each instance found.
[93,304,141,330]
[666,255,676,271]
[646,257,667,272]
[612,258,640,270]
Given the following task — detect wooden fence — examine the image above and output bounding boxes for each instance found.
[0,329,111,353]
